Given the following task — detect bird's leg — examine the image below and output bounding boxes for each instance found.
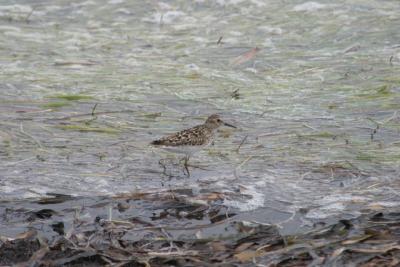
[159,159,167,175]
[159,158,175,180]
[183,155,190,177]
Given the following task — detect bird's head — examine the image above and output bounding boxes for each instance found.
[205,114,236,129]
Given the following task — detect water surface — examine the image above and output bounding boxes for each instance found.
[1,0,400,226]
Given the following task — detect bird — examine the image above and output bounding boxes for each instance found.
[151,114,236,176]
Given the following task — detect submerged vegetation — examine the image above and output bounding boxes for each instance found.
[52,94,94,101]
[1,0,400,265]
[1,191,400,266]
[41,101,70,109]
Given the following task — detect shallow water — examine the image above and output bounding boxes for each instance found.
[1,0,400,225]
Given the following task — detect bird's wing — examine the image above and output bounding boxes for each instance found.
[151,125,211,146]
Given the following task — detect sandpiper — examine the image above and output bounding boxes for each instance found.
[151,114,236,175]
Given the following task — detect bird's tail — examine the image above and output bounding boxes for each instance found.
[151,140,162,145]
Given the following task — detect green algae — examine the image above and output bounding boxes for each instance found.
[357,85,394,99]
[356,153,375,161]
[52,94,94,101]
[381,76,400,84]
[41,101,70,109]
[142,112,162,119]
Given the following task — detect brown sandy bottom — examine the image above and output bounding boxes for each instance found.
[1,189,400,266]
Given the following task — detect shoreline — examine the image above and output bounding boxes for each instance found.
[1,189,399,266]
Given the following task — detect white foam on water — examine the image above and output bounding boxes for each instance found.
[108,0,124,4]
[158,2,173,10]
[71,1,96,7]
[3,31,50,43]
[43,5,63,12]
[301,192,371,219]
[216,0,245,6]
[262,38,275,48]
[318,194,370,205]
[293,2,328,12]
[0,4,32,14]
[142,11,187,24]
[0,184,15,194]
[192,36,209,44]
[216,0,266,6]
[222,184,266,211]
[306,203,348,219]
[0,26,21,32]
[257,26,283,35]
[250,0,266,7]
[222,37,240,44]
[114,8,132,15]
[202,173,268,211]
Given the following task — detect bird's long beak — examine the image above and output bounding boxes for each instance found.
[223,121,236,128]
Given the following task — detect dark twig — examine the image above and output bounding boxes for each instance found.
[231,89,240,99]
[236,135,248,153]
[91,103,98,116]
[25,6,36,23]
[370,125,379,141]
[85,103,99,125]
